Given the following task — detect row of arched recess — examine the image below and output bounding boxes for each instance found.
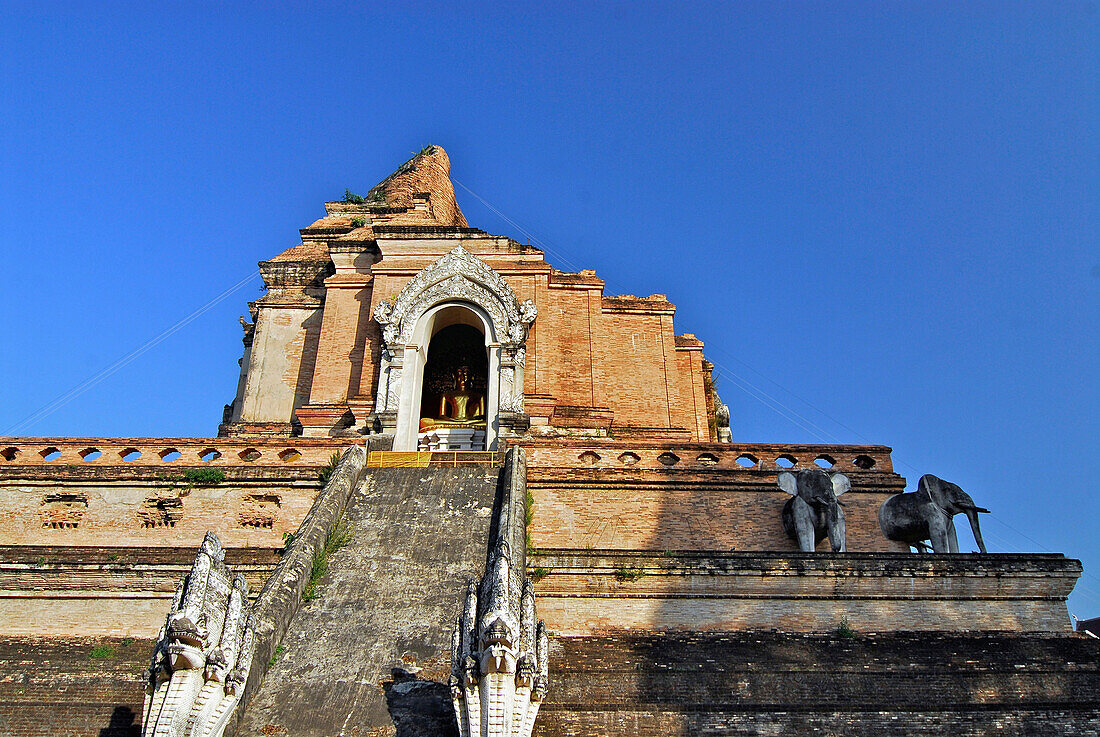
[576,450,878,470]
[0,446,305,463]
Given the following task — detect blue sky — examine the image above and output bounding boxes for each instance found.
[1,2,1097,614]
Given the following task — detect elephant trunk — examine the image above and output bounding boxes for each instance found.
[962,507,988,553]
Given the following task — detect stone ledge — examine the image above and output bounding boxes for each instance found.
[533,632,1100,737]
[0,546,281,637]
[529,551,1081,635]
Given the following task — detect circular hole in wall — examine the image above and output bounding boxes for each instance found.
[578,451,601,466]
[853,455,876,469]
[657,452,680,467]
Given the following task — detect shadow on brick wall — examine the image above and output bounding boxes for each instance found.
[99,706,140,737]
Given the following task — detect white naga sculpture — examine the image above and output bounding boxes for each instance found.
[449,452,548,737]
[142,532,256,737]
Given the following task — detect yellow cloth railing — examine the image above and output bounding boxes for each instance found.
[366,451,503,468]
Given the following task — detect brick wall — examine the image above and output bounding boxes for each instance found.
[534,632,1100,737]
[0,546,280,637]
[0,438,348,549]
[523,441,907,553]
[257,228,716,438]
[528,550,1080,635]
[0,478,319,550]
[0,636,152,737]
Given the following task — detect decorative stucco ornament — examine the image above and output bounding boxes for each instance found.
[373,300,398,345]
[375,246,537,348]
[142,532,255,737]
[714,395,731,443]
[372,246,536,420]
[449,449,547,737]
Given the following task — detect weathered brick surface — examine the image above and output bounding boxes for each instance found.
[235,466,501,736]
[0,636,153,737]
[0,478,320,551]
[0,546,280,637]
[534,632,1100,737]
[0,437,345,467]
[529,480,900,553]
[0,437,350,551]
[523,442,907,553]
[234,145,719,439]
[528,550,1080,635]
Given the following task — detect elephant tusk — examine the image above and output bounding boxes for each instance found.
[961,503,991,513]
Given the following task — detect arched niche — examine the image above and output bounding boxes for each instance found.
[372,247,536,450]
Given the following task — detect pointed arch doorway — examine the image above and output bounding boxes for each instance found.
[370,247,537,451]
[411,303,493,450]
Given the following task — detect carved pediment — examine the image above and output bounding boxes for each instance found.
[374,246,536,345]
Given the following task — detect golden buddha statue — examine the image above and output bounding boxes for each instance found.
[419,365,486,431]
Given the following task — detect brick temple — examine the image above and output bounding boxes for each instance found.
[0,146,1096,737]
[220,144,714,447]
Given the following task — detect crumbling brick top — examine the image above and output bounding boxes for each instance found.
[548,269,605,287]
[372,225,487,236]
[270,146,472,262]
[362,145,467,227]
[268,241,331,263]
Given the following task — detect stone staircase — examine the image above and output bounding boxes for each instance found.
[235,465,502,737]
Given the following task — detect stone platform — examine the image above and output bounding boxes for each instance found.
[534,631,1100,737]
[530,550,1081,635]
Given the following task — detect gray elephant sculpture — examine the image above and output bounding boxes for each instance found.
[779,469,850,552]
[878,474,989,553]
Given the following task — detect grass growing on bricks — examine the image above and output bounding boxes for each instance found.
[836,617,856,639]
[614,567,645,582]
[302,513,352,602]
[530,566,552,582]
[181,468,225,487]
[525,489,536,554]
[318,451,342,485]
[89,645,115,659]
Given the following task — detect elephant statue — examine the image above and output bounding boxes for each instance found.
[878,474,989,553]
[778,469,850,552]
